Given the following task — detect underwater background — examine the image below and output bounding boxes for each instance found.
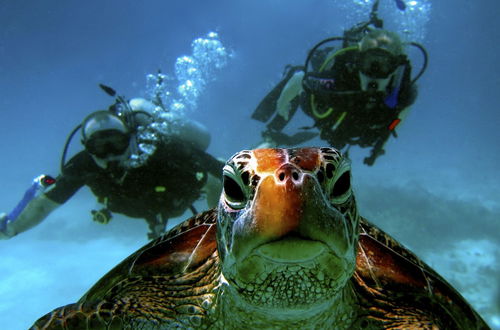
[0,0,498,328]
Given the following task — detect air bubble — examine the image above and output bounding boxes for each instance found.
[128,32,231,167]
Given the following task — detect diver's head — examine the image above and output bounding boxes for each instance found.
[358,30,406,92]
[81,111,131,168]
[359,29,404,56]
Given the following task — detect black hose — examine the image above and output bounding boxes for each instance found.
[304,37,346,74]
[60,124,82,172]
[99,84,116,97]
[409,42,428,84]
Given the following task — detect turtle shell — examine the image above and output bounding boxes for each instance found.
[31,210,489,329]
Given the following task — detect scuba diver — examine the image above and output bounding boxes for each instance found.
[0,85,224,240]
[252,0,428,165]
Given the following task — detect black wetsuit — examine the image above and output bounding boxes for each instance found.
[46,138,223,226]
[305,48,416,149]
[254,47,417,164]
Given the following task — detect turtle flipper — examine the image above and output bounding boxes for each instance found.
[32,251,221,329]
[31,210,220,329]
[354,217,490,329]
[30,301,126,329]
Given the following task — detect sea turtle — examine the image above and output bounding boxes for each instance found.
[32,148,489,329]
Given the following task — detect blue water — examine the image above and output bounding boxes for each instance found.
[0,0,499,328]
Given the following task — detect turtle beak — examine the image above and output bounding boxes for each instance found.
[230,162,354,266]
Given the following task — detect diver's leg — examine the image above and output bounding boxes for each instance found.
[321,128,347,150]
[363,133,388,166]
[146,214,168,240]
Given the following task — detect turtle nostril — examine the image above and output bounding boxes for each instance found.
[276,165,302,183]
[278,172,285,181]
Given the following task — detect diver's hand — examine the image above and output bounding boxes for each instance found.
[363,156,376,166]
[363,148,385,166]
[0,213,16,239]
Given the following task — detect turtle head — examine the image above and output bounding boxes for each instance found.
[217,147,359,313]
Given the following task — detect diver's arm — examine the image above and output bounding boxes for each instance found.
[0,152,89,239]
[0,194,60,239]
[396,66,418,109]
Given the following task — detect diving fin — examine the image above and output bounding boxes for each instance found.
[252,65,304,123]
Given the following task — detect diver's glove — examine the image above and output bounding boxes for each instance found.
[91,208,113,224]
[0,213,16,239]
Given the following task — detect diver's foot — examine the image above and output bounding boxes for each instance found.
[363,157,375,166]
[147,222,167,240]
[147,229,165,240]
[363,149,385,166]
[147,232,158,240]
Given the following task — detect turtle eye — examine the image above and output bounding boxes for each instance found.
[222,165,249,209]
[331,171,351,199]
[224,175,245,201]
[328,160,352,205]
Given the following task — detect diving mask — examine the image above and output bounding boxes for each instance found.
[358,48,403,79]
[359,71,393,93]
[85,129,130,159]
